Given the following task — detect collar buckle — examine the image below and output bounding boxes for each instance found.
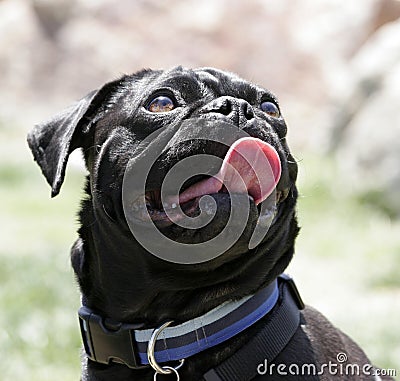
[78,306,147,369]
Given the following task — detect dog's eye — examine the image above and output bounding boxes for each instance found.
[260,101,280,118]
[147,96,175,113]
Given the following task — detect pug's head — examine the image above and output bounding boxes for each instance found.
[28,67,299,323]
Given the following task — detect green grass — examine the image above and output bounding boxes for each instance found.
[0,127,84,380]
[291,153,400,370]
[1,127,399,379]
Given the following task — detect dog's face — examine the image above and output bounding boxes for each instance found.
[28,67,298,323]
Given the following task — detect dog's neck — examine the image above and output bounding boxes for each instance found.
[78,279,283,376]
[74,187,299,380]
[73,187,299,325]
[78,274,302,381]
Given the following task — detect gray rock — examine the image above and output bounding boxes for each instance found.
[333,20,400,216]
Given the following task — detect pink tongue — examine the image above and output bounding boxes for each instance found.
[179,137,281,205]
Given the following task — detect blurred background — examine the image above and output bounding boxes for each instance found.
[0,0,399,379]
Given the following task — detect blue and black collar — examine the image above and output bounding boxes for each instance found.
[78,274,304,370]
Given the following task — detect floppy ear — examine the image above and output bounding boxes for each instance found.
[27,79,121,197]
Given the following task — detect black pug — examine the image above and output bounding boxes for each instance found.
[27,67,391,381]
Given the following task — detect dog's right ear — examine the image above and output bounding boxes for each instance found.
[27,79,122,197]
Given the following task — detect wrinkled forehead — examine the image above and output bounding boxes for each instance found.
[135,67,277,104]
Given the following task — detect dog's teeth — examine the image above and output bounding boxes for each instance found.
[205,207,214,216]
[257,208,276,227]
[131,202,140,212]
[130,197,149,213]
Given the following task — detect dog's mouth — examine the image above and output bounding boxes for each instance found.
[130,137,285,228]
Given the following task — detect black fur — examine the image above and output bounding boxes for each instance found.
[28,67,390,380]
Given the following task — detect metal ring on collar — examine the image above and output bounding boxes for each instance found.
[153,366,180,381]
[147,320,185,375]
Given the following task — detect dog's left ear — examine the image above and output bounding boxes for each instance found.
[27,79,121,197]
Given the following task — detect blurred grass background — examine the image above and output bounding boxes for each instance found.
[1,0,399,380]
[0,124,399,380]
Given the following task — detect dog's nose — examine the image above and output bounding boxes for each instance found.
[201,96,255,128]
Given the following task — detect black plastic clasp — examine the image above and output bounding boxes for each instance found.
[279,274,305,310]
[78,306,147,369]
